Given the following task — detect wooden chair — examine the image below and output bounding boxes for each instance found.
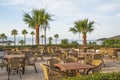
[7,57,24,80]
[41,64,69,80]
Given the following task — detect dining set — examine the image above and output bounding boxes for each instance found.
[0,48,38,80]
[41,49,103,80]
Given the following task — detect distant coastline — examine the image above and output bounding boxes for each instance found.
[0,36,102,45]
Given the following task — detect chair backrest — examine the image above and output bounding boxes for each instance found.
[0,56,5,68]
[91,60,102,66]
[64,57,77,63]
[40,64,49,80]
[99,48,107,55]
[47,47,51,53]
[94,54,102,60]
[47,57,61,67]
[107,48,114,56]
[8,57,23,68]
[59,51,68,60]
[87,60,102,74]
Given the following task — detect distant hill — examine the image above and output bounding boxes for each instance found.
[109,35,120,40]
[97,38,107,41]
[97,35,120,41]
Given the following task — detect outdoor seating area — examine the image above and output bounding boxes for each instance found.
[0,46,120,80]
[1,1,120,80]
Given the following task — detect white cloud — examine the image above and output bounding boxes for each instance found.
[115,13,120,16]
[2,0,24,5]
[97,3,120,12]
[1,0,120,40]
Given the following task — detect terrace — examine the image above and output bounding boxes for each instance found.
[0,47,120,80]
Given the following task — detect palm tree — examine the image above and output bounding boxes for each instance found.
[11,29,18,46]
[40,34,45,45]
[41,23,50,51]
[54,34,59,45]
[23,8,53,45]
[69,19,95,45]
[0,33,7,46]
[48,37,53,45]
[18,40,24,45]
[30,31,35,45]
[22,29,28,45]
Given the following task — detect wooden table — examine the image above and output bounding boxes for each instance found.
[113,48,120,51]
[19,50,31,53]
[54,62,94,76]
[55,62,94,71]
[113,48,120,59]
[4,54,25,59]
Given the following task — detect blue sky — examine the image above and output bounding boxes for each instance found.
[0,0,120,41]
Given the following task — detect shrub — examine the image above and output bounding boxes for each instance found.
[62,72,120,80]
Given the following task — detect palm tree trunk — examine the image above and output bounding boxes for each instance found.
[44,27,46,46]
[44,26,47,53]
[36,26,40,45]
[2,39,4,46]
[56,38,57,45]
[24,35,26,45]
[32,35,33,45]
[14,35,16,46]
[83,34,87,45]
[42,38,43,45]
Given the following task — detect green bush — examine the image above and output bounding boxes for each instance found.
[102,39,120,45]
[62,72,120,80]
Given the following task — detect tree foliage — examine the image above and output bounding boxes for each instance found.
[102,39,120,45]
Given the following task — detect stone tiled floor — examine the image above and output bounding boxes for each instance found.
[0,57,120,80]
[0,58,46,80]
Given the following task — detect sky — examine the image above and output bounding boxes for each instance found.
[0,0,120,42]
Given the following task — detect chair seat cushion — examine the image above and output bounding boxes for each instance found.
[91,60,102,66]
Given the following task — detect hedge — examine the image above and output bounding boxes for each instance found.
[62,72,120,80]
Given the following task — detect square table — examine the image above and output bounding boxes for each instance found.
[54,62,94,71]
[54,62,94,76]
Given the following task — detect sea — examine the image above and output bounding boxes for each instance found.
[0,38,102,56]
[1,38,102,45]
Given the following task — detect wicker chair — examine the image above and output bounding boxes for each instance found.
[46,47,53,57]
[32,48,44,61]
[41,64,70,80]
[47,57,61,68]
[25,54,38,73]
[0,56,5,69]
[59,51,68,60]
[64,57,77,63]
[86,60,102,75]
[7,57,24,80]
[94,54,105,67]
[107,48,117,60]
[99,48,107,58]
